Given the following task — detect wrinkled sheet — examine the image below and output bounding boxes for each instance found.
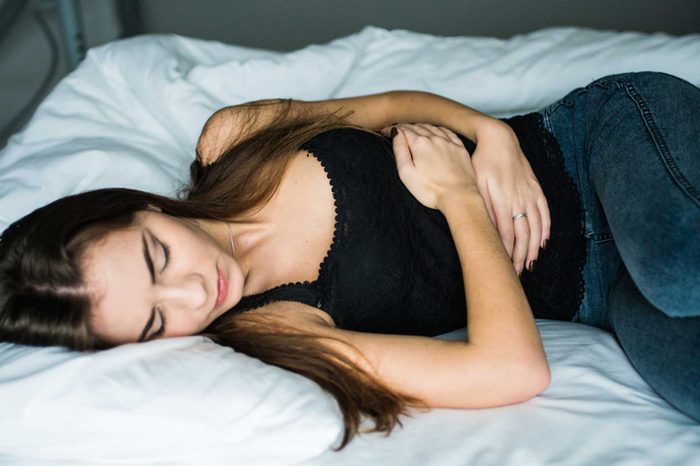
[304,321,700,466]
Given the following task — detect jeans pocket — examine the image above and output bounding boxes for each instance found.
[544,78,614,114]
[586,231,613,244]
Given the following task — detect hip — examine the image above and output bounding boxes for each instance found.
[533,71,700,329]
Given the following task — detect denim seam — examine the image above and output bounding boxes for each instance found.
[618,80,700,208]
[589,232,613,243]
[537,110,588,323]
[541,106,598,240]
[542,108,554,135]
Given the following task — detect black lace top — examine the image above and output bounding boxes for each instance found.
[232,113,586,336]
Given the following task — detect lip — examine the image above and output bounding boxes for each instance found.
[215,266,228,308]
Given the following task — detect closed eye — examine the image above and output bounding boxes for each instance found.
[159,240,170,272]
[151,310,166,339]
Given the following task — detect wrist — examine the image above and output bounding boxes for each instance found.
[436,188,484,214]
[473,116,516,145]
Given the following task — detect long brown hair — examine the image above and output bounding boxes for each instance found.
[0,101,427,450]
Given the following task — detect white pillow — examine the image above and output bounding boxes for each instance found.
[0,336,343,465]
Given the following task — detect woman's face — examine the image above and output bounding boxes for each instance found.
[82,209,244,345]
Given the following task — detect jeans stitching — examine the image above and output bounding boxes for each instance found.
[589,232,613,243]
[541,104,602,239]
[619,80,700,208]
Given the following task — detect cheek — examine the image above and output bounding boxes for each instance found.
[188,228,219,256]
[191,245,217,268]
[173,232,215,267]
[169,313,208,337]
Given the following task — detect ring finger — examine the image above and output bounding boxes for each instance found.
[524,203,542,272]
[511,210,530,274]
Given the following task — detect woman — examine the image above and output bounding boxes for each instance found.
[0,71,698,449]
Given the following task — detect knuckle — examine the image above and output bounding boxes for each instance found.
[414,135,430,146]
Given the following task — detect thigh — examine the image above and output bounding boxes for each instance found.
[541,71,700,320]
[609,266,700,422]
[588,72,700,317]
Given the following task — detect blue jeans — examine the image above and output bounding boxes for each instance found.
[537,71,700,422]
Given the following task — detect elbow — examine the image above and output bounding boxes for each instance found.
[498,352,550,404]
[516,359,551,402]
[530,363,551,397]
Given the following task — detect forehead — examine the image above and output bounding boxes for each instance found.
[82,210,161,269]
[82,225,151,338]
[91,224,142,256]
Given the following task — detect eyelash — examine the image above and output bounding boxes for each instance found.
[161,242,170,272]
[152,311,166,339]
[152,240,170,339]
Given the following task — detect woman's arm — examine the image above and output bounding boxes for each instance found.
[310,91,505,143]
[370,91,512,142]
[439,189,545,357]
[196,91,504,162]
[390,123,546,361]
[339,189,549,408]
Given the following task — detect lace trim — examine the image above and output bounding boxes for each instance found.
[232,149,342,313]
[534,114,587,314]
[500,113,588,320]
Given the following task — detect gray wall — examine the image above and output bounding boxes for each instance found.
[0,0,120,148]
[140,0,700,51]
[1,0,699,149]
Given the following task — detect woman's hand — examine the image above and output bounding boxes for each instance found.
[382,122,550,275]
[381,123,480,211]
[469,122,550,275]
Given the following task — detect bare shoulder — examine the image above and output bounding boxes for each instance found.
[196,99,291,166]
[195,93,391,166]
[250,301,550,410]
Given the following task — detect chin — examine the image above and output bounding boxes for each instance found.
[224,264,244,307]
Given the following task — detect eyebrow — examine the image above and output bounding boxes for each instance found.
[138,230,156,342]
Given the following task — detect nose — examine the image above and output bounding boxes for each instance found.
[158,273,208,311]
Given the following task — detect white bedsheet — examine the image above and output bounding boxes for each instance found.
[305,321,700,466]
[1,26,699,465]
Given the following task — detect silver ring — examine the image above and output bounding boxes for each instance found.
[512,212,527,221]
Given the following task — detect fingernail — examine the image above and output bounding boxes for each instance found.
[390,127,398,138]
[517,270,522,277]
[528,260,536,272]
[541,239,548,250]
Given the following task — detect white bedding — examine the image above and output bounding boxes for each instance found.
[1,26,699,465]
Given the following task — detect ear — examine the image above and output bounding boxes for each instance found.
[145,204,163,213]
